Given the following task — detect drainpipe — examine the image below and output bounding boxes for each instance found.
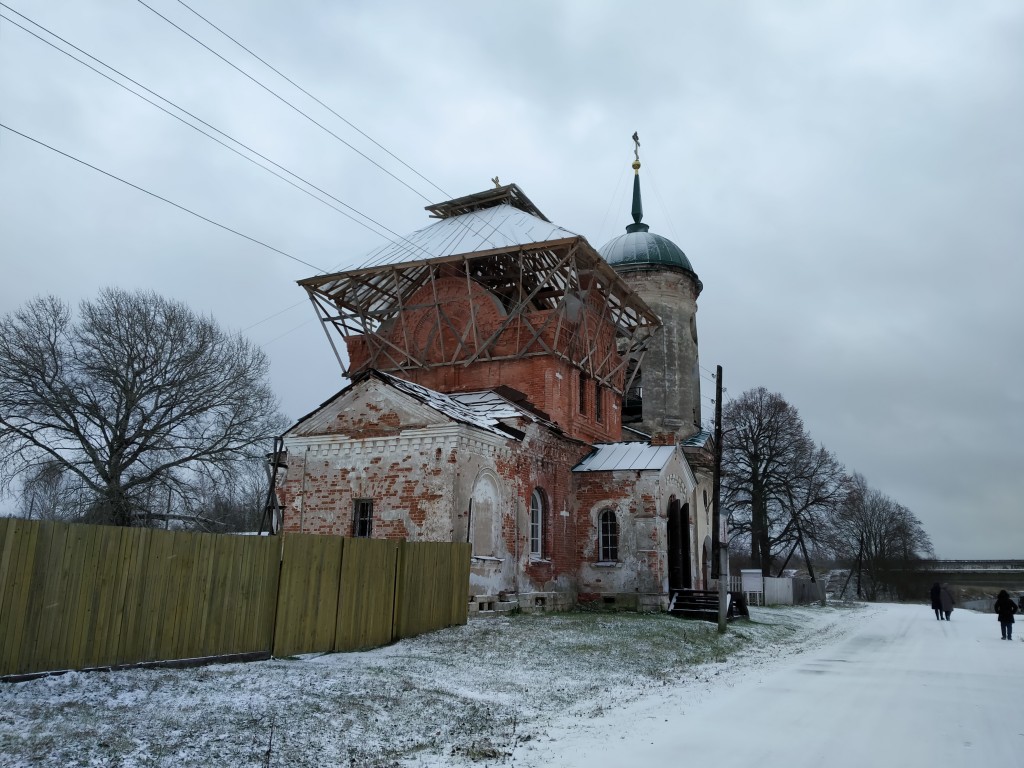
[298,446,308,534]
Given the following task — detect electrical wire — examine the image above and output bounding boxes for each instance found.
[134,1,508,262]
[0,122,326,273]
[645,160,685,249]
[239,300,307,333]
[174,0,449,200]
[135,0,436,204]
[0,5,497,346]
[596,162,629,244]
[0,5,434,267]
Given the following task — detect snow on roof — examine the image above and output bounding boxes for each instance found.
[681,429,713,448]
[572,442,677,472]
[358,204,581,268]
[379,373,544,439]
[448,390,531,421]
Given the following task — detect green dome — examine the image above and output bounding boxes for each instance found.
[599,229,695,272]
[598,150,698,281]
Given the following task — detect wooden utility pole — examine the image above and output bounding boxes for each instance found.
[713,365,727,633]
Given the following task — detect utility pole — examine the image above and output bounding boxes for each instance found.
[713,365,727,633]
[856,535,864,599]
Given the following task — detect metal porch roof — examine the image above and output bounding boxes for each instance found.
[572,442,677,472]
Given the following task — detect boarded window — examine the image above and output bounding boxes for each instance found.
[353,499,373,538]
[599,509,618,562]
[470,473,499,556]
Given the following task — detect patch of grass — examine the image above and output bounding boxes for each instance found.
[0,604,855,767]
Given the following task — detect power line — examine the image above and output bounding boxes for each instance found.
[239,300,306,334]
[0,122,326,273]
[1,6,488,348]
[4,117,323,346]
[645,160,685,250]
[259,315,318,348]
[174,0,449,200]
[134,1,508,264]
[135,0,436,204]
[0,5,433,267]
[3,5,537,340]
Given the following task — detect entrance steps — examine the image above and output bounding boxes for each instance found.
[668,589,748,622]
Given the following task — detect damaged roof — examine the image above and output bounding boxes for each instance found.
[287,370,565,442]
[424,183,549,221]
[447,389,557,431]
[377,372,528,438]
[356,203,579,269]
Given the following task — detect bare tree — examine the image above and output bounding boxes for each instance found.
[183,456,270,532]
[17,459,83,522]
[0,288,287,528]
[823,473,934,600]
[721,387,845,576]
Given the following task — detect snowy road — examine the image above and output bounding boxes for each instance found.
[514,603,1024,768]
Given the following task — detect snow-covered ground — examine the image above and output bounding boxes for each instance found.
[514,602,1024,768]
[1,601,1016,766]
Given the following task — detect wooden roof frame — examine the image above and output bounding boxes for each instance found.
[298,234,662,396]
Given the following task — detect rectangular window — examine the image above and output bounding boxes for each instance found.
[353,498,373,538]
[600,510,619,562]
[530,489,544,557]
[578,374,587,415]
[594,381,603,423]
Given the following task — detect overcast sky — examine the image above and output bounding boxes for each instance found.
[2,1,1022,558]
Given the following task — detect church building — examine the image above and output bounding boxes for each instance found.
[274,142,719,612]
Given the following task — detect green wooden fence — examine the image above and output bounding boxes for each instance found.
[0,518,471,678]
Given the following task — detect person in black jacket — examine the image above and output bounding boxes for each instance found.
[939,584,955,620]
[929,582,942,620]
[995,590,1017,640]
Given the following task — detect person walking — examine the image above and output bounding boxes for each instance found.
[929,582,942,620]
[939,584,955,620]
[995,589,1017,640]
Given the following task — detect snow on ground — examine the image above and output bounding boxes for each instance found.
[3,601,1009,767]
[513,602,1024,768]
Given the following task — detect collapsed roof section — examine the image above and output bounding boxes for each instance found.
[298,184,662,395]
[285,369,561,442]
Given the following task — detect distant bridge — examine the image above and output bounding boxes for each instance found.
[921,559,1024,572]
[906,560,1024,591]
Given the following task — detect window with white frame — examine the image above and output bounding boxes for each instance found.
[530,488,545,557]
[599,509,619,562]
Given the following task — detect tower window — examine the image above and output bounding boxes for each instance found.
[578,374,587,415]
[594,381,603,423]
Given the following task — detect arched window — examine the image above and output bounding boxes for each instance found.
[599,509,619,562]
[530,489,545,557]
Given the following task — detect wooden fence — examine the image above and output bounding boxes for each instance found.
[0,518,470,678]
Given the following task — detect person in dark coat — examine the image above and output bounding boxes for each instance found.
[929,582,942,620]
[939,584,955,620]
[995,590,1017,640]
